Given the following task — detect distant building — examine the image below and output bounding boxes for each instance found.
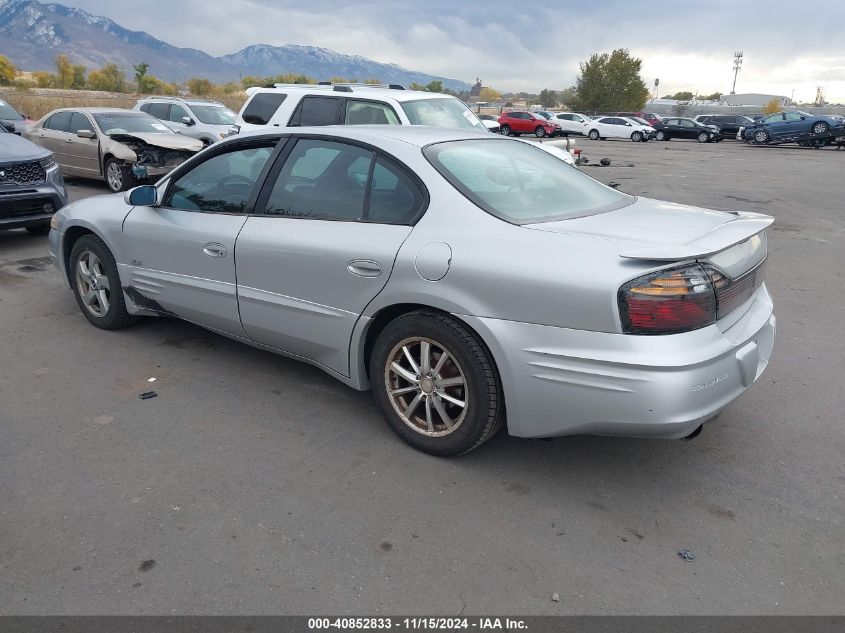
[470,78,482,98]
[723,93,791,107]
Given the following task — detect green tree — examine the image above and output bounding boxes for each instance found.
[55,54,74,89]
[425,80,443,93]
[71,64,87,89]
[33,71,55,88]
[87,64,126,92]
[538,89,558,108]
[133,62,150,92]
[479,87,502,101]
[187,77,213,96]
[138,73,161,94]
[409,82,425,91]
[664,91,694,101]
[573,49,649,111]
[0,54,15,85]
[701,92,722,101]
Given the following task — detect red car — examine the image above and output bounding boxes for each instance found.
[617,111,662,126]
[497,111,560,137]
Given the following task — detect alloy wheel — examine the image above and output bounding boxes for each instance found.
[384,337,468,437]
[106,162,123,192]
[75,249,110,317]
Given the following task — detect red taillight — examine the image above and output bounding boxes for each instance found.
[619,264,716,334]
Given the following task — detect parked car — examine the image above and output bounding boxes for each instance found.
[49,126,775,456]
[24,108,204,192]
[477,114,501,134]
[586,116,654,141]
[741,111,845,144]
[617,111,662,126]
[0,124,67,234]
[550,112,592,136]
[498,111,560,137]
[0,98,31,134]
[135,97,238,146]
[235,83,490,135]
[696,115,756,139]
[652,117,720,142]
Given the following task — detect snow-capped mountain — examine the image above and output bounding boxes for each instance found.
[0,0,469,90]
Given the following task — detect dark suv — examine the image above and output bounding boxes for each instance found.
[0,126,68,234]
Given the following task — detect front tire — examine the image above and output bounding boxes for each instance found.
[500,125,512,136]
[631,131,643,142]
[370,311,504,456]
[697,132,710,143]
[70,235,137,330]
[588,129,600,140]
[104,157,136,193]
[753,130,769,144]
[812,121,829,135]
[535,126,546,138]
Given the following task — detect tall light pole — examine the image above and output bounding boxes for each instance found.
[654,78,659,100]
[731,51,743,95]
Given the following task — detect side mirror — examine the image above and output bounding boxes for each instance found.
[182,116,195,126]
[77,129,96,139]
[4,122,16,133]
[124,185,158,206]
[800,116,806,120]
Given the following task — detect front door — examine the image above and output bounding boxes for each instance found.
[64,111,100,178]
[122,141,277,335]
[236,137,425,376]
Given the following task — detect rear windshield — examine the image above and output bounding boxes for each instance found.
[94,113,173,135]
[424,138,631,224]
[190,105,236,125]
[401,98,485,131]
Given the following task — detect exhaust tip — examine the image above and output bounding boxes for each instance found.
[680,424,704,442]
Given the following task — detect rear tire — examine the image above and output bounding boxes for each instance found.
[370,311,504,456]
[588,129,600,140]
[25,223,51,235]
[70,235,137,330]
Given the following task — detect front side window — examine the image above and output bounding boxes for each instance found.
[784,112,803,121]
[242,93,287,125]
[345,100,400,125]
[169,104,190,123]
[69,112,93,133]
[44,111,72,132]
[763,114,784,124]
[163,145,274,213]
[401,97,485,130]
[424,138,630,224]
[679,119,695,128]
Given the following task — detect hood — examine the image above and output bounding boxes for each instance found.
[0,132,50,163]
[525,197,771,258]
[108,132,203,151]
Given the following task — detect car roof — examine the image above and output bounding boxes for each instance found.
[140,97,224,106]
[232,124,495,148]
[246,85,455,104]
[48,107,148,114]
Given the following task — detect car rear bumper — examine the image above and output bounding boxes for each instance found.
[461,284,775,439]
[0,182,68,230]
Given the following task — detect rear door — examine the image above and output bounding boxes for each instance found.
[35,111,73,169]
[122,139,278,335]
[287,96,342,127]
[236,136,425,376]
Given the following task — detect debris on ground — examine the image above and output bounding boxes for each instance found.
[139,391,158,400]
[609,182,621,189]
[147,377,157,383]
[600,158,611,166]
[551,592,560,602]
[677,549,695,561]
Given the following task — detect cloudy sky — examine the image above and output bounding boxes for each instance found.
[62,0,844,102]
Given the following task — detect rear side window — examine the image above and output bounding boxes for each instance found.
[368,157,424,225]
[288,96,341,127]
[144,103,171,119]
[44,111,72,132]
[344,100,400,125]
[242,93,287,125]
[163,145,274,213]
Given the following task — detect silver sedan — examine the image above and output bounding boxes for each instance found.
[48,126,776,456]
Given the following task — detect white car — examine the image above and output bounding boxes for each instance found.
[550,112,592,136]
[586,116,655,142]
[517,138,576,167]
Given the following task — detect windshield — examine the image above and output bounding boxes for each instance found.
[534,112,552,120]
[189,105,236,125]
[632,117,650,126]
[0,100,24,121]
[94,112,173,135]
[401,98,485,130]
[425,138,631,224]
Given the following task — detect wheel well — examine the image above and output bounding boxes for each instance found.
[62,226,96,284]
[101,152,115,174]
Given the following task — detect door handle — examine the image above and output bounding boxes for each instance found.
[203,243,228,258]
[347,259,382,277]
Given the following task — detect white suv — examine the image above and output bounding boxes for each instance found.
[135,97,238,145]
[235,83,490,134]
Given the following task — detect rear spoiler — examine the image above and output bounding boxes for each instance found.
[620,211,774,261]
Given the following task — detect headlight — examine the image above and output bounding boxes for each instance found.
[50,214,58,230]
[40,155,58,171]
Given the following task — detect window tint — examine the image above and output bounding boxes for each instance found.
[679,119,695,128]
[144,103,170,119]
[368,158,424,224]
[44,111,72,132]
[69,112,93,133]
[784,112,803,121]
[263,139,372,220]
[170,104,190,122]
[558,114,572,121]
[163,145,274,213]
[344,100,400,125]
[242,92,287,125]
[289,96,341,127]
[425,139,629,224]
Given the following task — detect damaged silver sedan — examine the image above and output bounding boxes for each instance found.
[24,108,203,193]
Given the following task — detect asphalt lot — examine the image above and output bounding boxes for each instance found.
[1,139,843,615]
